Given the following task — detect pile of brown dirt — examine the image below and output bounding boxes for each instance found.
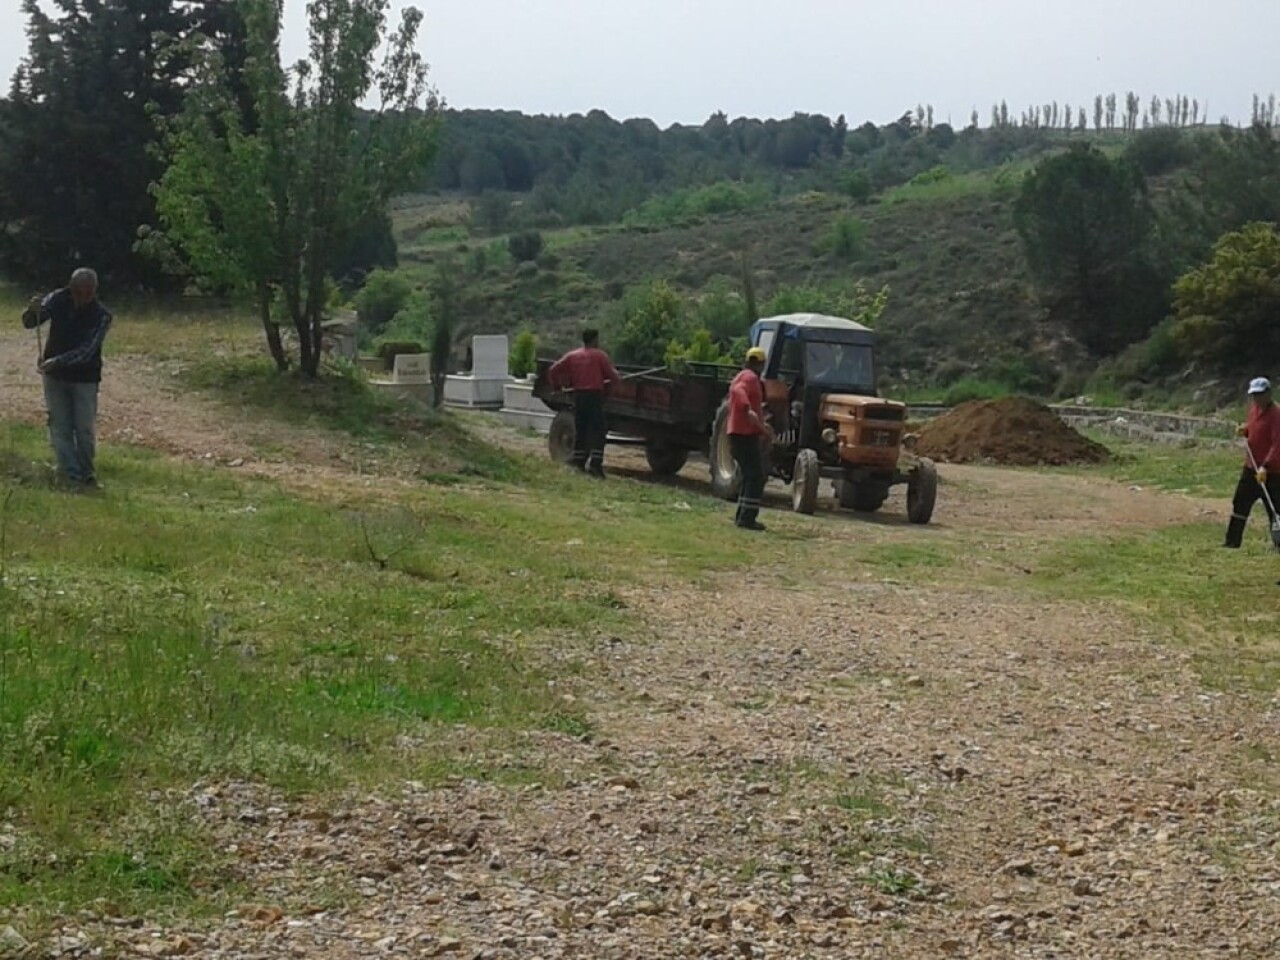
[914,397,1111,466]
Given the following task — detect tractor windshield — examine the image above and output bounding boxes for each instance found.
[804,341,875,392]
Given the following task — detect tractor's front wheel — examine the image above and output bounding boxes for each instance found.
[792,448,820,515]
[709,402,742,501]
[907,458,938,524]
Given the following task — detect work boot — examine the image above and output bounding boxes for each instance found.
[737,519,766,532]
[1223,516,1247,549]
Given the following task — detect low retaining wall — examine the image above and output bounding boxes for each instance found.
[906,403,1235,446]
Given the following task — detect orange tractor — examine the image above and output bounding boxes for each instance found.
[534,313,937,523]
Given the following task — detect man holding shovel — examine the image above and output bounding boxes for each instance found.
[21,268,112,491]
[1224,377,1280,548]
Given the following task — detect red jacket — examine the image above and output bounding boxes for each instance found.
[727,369,765,436]
[1245,401,1280,470]
[548,347,619,393]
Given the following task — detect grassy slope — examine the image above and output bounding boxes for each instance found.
[390,168,1050,388]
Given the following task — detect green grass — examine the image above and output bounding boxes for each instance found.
[1088,436,1240,498]
[0,411,753,920]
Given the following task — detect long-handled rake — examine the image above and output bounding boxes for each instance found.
[1245,444,1280,551]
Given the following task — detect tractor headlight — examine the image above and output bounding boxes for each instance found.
[821,427,838,445]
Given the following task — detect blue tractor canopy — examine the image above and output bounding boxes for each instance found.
[749,314,878,396]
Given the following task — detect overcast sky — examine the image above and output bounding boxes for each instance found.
[4,1,1279,127]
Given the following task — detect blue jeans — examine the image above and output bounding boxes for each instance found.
[43,376,99,483]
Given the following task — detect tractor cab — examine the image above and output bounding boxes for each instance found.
[750,314,905,468]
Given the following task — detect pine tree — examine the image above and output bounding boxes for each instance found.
[0,0,236,285]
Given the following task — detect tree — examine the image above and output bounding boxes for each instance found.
[353,268,412,334]
[0,0,233,286]
[1094,95,1104,133]
[148,0,440,375]
[1171,222,1280,369]
[1013,145,1161,353]
[609,280,688,367]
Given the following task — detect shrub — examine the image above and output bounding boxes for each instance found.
[353,269,412,335]
[840,170,873,203]
[375,340,427,370]
[510,329,537,379]
[826,216,868,260]
[508,230,544,263]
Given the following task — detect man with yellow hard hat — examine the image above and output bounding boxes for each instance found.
[726,346,774,530]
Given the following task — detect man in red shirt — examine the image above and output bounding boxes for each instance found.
[1225,376,1280,547]
[548,329,619,477]
[727,346,774,531]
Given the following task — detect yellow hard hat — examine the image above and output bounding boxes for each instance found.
[746,346,767,363]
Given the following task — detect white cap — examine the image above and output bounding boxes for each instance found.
[1249,377,1272,395]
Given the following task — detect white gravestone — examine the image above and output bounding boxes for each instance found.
[392,353,432,383]
[443,335,512,409]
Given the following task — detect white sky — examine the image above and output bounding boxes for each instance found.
[3,1,1279,127]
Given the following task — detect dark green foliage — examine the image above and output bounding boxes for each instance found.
[507,230,544,263]
[509,329,537,378]
[375,340,427,369]
[826,216,869,260]
[608,280,688,367]
[841,170,873,202]
[1125,128,1193,176]
[1014,145,1162,354]
[1171,222,1280,370]
[0,0,237,286]
[354,269,413,335]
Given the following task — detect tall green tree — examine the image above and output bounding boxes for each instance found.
[147,0,440,375]
[0,0,234,286]
[1014,144,1162,354]
[1171,222,1280,370]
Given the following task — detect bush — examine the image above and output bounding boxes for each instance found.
[665,329,734,370]
[508,230,544,263]
[1125,128,1193,176]
[353,269,412,335]
[826,216,868,260]
[840,170,873,203]
[510,329,537,379]
[375,340,427,370]
[608,280,689,367]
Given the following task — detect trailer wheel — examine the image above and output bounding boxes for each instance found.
[792,448,820,515]
[907,458,938,525]
[709,402,741,501]
[645,443,689,477]
[548,411,576,464]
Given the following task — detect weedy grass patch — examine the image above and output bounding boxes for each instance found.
[0,413,752,918]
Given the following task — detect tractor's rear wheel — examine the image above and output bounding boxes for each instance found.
[548,411,576,464]
[645,442,689,476]
[792,448,820,515]
[709,402,742,501]
[907,458,938,525]
[838,479,888,513]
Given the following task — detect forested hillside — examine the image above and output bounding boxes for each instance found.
[3,0,1280,405]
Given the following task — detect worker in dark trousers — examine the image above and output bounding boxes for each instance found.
[727,346,774,531]
[1225,377,1280,548]
[548,329,619,477]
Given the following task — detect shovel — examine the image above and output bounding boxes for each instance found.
[1245,444,1280,551]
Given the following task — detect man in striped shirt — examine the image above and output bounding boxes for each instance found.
[21,268,112,491]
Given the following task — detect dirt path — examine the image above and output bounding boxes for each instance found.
[6,329,1276,959]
